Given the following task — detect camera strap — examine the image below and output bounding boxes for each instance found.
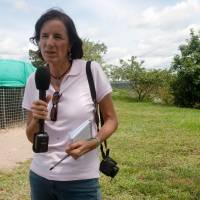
[86,61,109,159]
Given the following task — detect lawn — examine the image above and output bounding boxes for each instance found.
[0,89,200,200]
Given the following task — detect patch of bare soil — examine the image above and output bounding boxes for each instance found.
[0,126,32,171]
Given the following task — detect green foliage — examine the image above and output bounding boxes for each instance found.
[154,69,175,104]
[171,29,200,108]
[110,64,124,82]
[113,56,153,101]
[82,38,107,65]
[29,49,45,67]
[111,56,174,103]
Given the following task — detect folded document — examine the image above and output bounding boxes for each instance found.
[49,120,93,171]
[68,120,92,143]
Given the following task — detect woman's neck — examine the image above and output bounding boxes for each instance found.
[48,60,72,91]
[48,60,71,78]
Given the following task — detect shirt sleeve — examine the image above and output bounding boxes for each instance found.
[22,72,38,111]
[90,62,112,103]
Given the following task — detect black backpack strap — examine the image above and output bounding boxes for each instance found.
[86,61,108,159]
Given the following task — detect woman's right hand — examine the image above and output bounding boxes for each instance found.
[30,95,51,121]
[26,95,51,143]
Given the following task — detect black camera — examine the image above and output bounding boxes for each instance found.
[100,156,119,178]
[33,132,49,153]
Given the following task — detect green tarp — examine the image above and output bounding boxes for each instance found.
[0,59,36,87]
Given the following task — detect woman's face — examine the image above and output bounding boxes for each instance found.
[39,19,70,65]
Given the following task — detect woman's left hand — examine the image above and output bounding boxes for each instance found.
[65,139,97,160]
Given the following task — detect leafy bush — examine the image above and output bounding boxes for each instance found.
[171,30,200,108]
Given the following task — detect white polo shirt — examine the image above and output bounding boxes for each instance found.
[22,59,112,181]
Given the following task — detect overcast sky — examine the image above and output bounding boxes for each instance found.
[0,0,200,69]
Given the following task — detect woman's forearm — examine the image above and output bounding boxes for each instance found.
[96,117,118,143]
[97,94,118,143]
[26,117,39,143]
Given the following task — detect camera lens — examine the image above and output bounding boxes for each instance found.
[110,166,119,178]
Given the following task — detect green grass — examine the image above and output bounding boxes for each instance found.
[1,89,200,200]
[0,161,30,200]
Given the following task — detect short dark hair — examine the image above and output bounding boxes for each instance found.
[30,8,83,60]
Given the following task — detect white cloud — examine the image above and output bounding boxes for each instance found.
[142,56,173,69]
[98,0,200,68]
[79,26,102,40]
[103,47,131,64]
[0,0,200,69]
[13,0,29,11]
[2,0,30,11]
[131,0,200,29]
[0,31,30,61]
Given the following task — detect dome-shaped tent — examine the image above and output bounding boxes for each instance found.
[0,60,36,128]
[0,59,36,87]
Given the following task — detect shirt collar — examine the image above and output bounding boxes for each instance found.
[67,59,81,76]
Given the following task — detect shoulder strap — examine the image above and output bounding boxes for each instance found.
[86,61,100,129]
[86,61,108,159]
[86,61,96,103]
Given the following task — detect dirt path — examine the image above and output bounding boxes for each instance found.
[0,126,33,171]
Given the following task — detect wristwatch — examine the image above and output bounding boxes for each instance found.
[93,136,101,148]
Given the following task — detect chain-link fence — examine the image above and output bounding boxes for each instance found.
[0,87,27,129]
[111,81,130,89]
[0,82,129,129]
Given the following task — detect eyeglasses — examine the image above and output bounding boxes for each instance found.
[50,91,62,121]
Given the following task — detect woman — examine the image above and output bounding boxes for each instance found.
[22,8,118,200]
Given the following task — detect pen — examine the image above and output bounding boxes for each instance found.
[49,154,70,170]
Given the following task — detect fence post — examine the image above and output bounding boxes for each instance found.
[2,88,6,128]
[21,88,25,123]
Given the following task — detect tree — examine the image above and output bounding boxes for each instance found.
[115,56,162,101]
[171,29,200,108]
[29,49,45,67]
[111,56,174,102]
[110,64,124,82]
[153,69,175,104]
[29,39,107,67]
[82,39,107,65]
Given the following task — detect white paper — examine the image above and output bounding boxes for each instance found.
[68,120,92,143]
